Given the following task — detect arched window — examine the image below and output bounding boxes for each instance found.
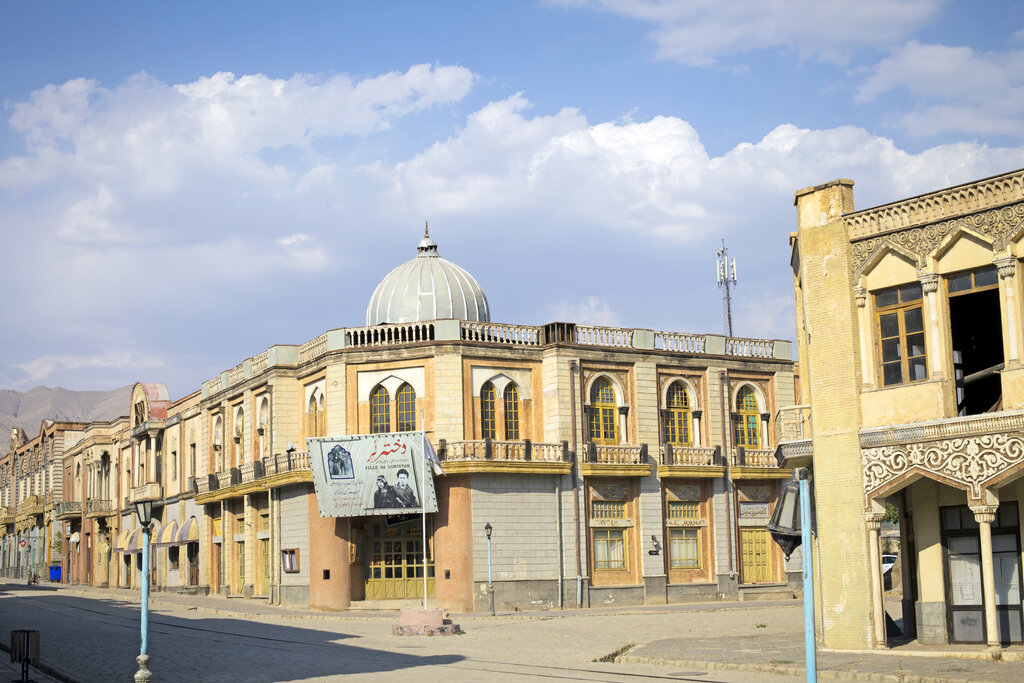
[370,386,390,434]
[663,382,692,447]
[589,377,618,445]
[307,393,324,438]
[397,383,416,432]
[504,384,520,441]
[734,386,760,448]
[480,382,496,440]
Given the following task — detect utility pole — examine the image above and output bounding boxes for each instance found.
[716,239,738,337]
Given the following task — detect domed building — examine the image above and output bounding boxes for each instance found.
[28,224,796,617]
[366,226,489,325]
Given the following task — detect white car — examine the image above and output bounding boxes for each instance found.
[881,554,898,575]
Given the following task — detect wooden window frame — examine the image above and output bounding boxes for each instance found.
[397,383,416,432]
[668,528,700,569]
[588,378,619,445]
[370,386,390,434]
[593,528,627,571]
[503,384,520,441]
[282,548,300,573]
[875,282,927,387]
[480,382,496,440]
[734,386,760,448]
[663,382,692,447]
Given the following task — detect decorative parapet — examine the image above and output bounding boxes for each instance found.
[250,351,269,374]
[298,334,328,364]
[724,337,775,358]
[587,443,647,465]
[576,325,632,348]
[655,332,705,353]
[658,445,718,466]
[860,410,1024,448]
[346,323,435,348]
[845,168,1024,241]
[461,322,542,346]
[730,448,779,467]
[129,482,162,504]
[439,439,566,462]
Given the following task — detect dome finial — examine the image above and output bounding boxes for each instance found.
[424,220,429,239]
[417,222,438,255]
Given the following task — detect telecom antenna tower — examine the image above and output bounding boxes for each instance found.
[716,239,738,337]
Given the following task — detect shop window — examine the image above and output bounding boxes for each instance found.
[504,384,520,441]
[370,386,390,434]
[168,546,179,570]
[663,382,692,446]
[593,529,626,570]
[734,386,760,448]
[669,528,700,569]
[397,383,416,432]
[588,377,619,445]
[480,382,496,439]
[875,282,927,386]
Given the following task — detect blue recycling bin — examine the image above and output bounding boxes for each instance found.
[48,565,61,582]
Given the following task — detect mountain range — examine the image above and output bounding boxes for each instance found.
[0,385,132,446]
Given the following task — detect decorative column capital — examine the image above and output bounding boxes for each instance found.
[854,286,867,308]
[691,410,703,420]
[864,515,884,531]
[970,505,998,525]
[995,256,1017,280]
[918,272,940,294]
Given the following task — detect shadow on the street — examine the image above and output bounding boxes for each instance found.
[0,583,464,682]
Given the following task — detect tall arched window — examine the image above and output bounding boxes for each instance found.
[663,382,692,446]
[480,382,496,439]
[307,393,324,438]
[397,383,416,432]
[504,384,520,441]
[734,386,760,448]
[370,386,390,434]
[589,377,619,445]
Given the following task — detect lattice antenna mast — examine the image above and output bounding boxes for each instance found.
[716,239,738,337]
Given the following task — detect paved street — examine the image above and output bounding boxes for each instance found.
[4,582,1024,682]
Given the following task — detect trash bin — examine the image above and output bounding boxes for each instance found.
[48,565,61,582]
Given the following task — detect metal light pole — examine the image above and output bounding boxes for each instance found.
[484,523,494,616]
[133,500,153,683]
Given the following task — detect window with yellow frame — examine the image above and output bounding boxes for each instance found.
[370,386,390,434]
[480,382,496,439]
[733,386,760,448]
[663,381,692,446]
[875,282,927,386]
[504,383,520,440]
[588,377,618,445]
[396,383,416,432]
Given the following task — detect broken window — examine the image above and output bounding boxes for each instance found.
[948,266,1003,415]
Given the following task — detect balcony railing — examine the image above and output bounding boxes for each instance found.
[0,507,12,525]
[585,443,648,465]
[195,452,311,495]
[730,448,780,468]
[659,445,720,466]
[438,439,568,462]
[129,482,163,504]
[859,409,1024,448]
[54,501,82,519]
[776,405,811,443]
[85,499,113,516]
[22,495,44,515]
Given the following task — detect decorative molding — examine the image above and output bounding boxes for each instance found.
[918,273,939,294]
[862,432,1024,505]
[591,483,629,501]
[666,484,701,502]
[738,484,770,502]
[855,286,867,307]
[850,203,1024,276]
[970,505,998,524]
[995,256,1017,280]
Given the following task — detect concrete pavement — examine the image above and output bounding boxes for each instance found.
[8,581,1024,682]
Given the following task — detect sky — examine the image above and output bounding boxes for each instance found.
[2,1,1024,400]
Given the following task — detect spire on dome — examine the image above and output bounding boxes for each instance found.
[417,221,438,255]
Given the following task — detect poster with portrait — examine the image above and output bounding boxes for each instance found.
[307,433,439,518]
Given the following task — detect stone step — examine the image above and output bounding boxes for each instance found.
[349,599,422,610]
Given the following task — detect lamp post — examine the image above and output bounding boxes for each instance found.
[133,499,153,683]
[766,468,816,683]
[484,522,494,616]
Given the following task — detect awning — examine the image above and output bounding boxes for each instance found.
[114,528,132,552]
[155,520,179,547]
[177,517,199,544]
[124,528,142,554]
[69,531,80,544]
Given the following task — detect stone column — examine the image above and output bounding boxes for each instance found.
[760,413,770,451]
[996,257,1019,366]
[855,286,874,388]
[918,273,943,380]
[866,515,886,647]
[692,410,702,447]
[148,435,156,484]
[971,504,1000,648]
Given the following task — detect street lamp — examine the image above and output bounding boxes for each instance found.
[766,468,815,683]
[484,523,494,616]
[133,499,153,683]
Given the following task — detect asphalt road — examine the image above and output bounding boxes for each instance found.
[0,583,805,682]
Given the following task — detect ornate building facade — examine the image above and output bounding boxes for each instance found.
[785,168,1024,649]
[2,231,795,612]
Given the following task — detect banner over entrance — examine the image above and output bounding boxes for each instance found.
[307,433,439,518]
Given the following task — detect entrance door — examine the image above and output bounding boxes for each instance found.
[740,528,772,583]
[942,503,1023,643]
[187,543,199,586]
[364,518,434,600]
[259,539,270,595]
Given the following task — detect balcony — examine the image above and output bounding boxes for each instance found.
[0,507,12,526]
[438,440,571,475]
[730,447,792,479]
[579,443,652,477]
[194,452,312,500]
[129,482,163,504]
[85,499,114,518]
[54,501,82,520]
[657,445,724,479]
[22,494,44,516]
[775,405,813,470]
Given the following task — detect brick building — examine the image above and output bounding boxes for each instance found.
[2,228,796,612]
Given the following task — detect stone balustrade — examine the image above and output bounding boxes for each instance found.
[439,440,567,462]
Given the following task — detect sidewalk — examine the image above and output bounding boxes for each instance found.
[29,582,1024,682]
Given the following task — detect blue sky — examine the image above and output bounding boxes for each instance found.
[2,1,1024,399]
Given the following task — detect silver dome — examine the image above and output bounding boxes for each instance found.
[365,226,490,325]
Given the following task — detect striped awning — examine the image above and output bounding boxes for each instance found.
[114,528,132,552]
[124,528,142,554]
[177,517,199,544]
[155,520,179,547]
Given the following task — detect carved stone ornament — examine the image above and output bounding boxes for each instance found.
[861,433,1024,505]
[666,484,701,502]
[851,204,1024,275]
[738,485,770,502]
[855,286,867,308]
[591,484,629,501]
[995,256,1017,280]
[918,272,939,294]
[969,505,998,525]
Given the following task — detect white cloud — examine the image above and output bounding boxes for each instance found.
[546,297,620,326]
[555,0,945,65]
[857,41,1024,137]
[16,352,166,384]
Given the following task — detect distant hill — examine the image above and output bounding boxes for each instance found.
[0,386,131,445]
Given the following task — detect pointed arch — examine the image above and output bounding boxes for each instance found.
[663,380,693,447]
[733,384,761,448]
[589,376,619,445]
[370,385,390,434]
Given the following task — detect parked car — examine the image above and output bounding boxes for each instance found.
[881,554,897,575]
